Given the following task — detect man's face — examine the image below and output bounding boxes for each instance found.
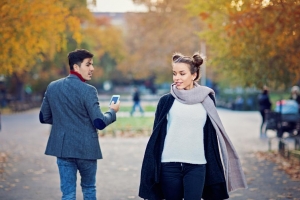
[74,58,94,81]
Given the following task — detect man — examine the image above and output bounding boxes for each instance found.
[39,49,120,199]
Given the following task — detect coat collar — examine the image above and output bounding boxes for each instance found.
[69,70,86,82]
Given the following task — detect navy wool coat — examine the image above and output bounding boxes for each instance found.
[39,74,116,160]
[139,93,229,200]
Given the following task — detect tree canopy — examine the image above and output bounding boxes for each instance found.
[1,0,126,99]
[0,0,84,75]
[119,0,204,83]
[187,0,300,89]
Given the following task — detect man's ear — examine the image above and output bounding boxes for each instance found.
[73,64,79,72]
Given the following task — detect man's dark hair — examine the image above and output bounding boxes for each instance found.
[262,89,268,95]
[68,49,94,70]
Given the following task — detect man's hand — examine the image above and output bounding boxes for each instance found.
[110,101,120,113]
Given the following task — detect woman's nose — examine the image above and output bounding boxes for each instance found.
[174,74,180,79]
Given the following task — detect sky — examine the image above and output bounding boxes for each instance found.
[88,0,147,12]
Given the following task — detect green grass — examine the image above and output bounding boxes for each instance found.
[100,116,155,136]
[119,105,156,112]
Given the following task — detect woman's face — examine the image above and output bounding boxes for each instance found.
[172,62,196,90]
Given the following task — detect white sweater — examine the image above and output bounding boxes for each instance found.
[161,100,207,164]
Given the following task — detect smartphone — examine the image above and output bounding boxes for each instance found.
[109,95,120,105]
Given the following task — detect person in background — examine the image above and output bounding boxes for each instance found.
[290,85,300,113]
[234,96,244,111]
[39,49,120,199]
[130,86,144,116]
[139,52,247,200]
[258,86,272,137]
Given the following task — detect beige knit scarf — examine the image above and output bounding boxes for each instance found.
[170,83,247,192]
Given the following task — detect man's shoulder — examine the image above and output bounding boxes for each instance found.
[66,76,96,90]
[48,77,65,88]
[81,82,97,91]
[75,83,98,98]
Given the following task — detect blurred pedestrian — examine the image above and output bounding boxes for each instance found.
[139,52,247,200]
[39,49,120,199]
[130,86,144,116]
[246,97,254,111]
[290,85,300,113]
[235,96,244,111]
[258,86,272,137]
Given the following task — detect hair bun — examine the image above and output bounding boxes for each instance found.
[172,52,184,62]
[192,52,203,67]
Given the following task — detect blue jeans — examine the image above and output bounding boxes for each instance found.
[57,157,97,200]
[130,101,144,116]
[160,162,206,200]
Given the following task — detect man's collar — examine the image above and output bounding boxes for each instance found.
[70,70,86,82]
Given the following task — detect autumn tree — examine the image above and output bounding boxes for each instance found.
[119,0,205,84]
[0,0,85,75]
[0,0,85,100]
[187,0,300,89]
[82,16,126,87]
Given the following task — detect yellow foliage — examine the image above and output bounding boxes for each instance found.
[187,0,300,88]
[0,0,82,75]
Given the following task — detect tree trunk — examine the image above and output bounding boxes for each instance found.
[12,73,25,101]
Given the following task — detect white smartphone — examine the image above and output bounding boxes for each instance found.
[109,95,120,105]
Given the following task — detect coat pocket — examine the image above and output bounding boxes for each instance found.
[45,131,65,157]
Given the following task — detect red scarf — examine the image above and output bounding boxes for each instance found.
[70,70,86,82]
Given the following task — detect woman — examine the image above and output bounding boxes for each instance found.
[257,87,272,136]
[290,85,300,113]
[139,52,247,200]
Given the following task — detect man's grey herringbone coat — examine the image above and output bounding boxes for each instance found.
[39,74,116,160]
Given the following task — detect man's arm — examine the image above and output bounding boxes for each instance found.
[85,87,117,130]
[39,89,53,124]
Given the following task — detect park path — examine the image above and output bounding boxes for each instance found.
[0,108,299,200]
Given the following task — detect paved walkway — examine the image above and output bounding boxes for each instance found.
[0,108,299,200]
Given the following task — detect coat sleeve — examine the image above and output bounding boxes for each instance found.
[139,97,165,199]
[39,87,53,124]
[84,86,116,130]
